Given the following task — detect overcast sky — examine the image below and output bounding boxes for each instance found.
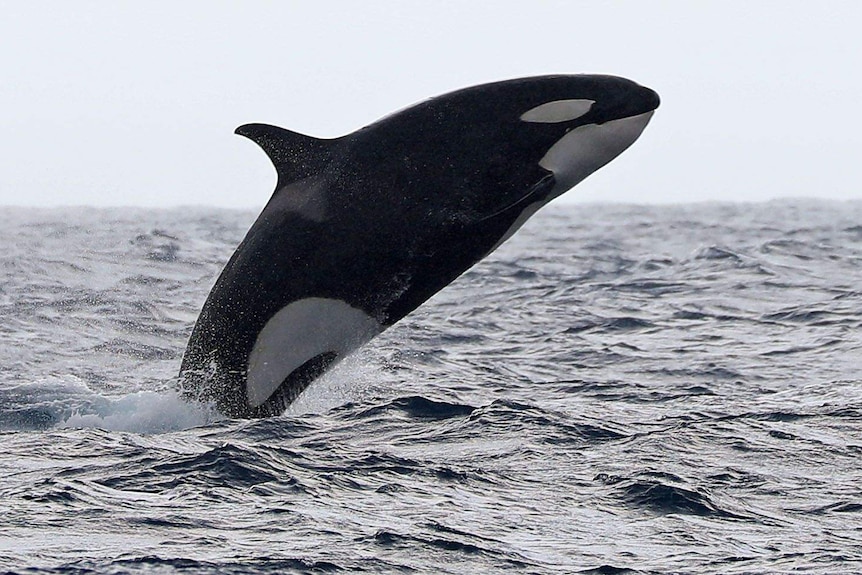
[1,1,860,208]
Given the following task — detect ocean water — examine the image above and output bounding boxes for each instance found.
[1,200,861,574]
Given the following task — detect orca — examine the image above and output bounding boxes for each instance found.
[180,75,659,418]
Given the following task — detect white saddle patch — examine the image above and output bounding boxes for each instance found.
[267,175,328,222]
[246,297,383,408]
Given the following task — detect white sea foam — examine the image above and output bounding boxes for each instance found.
[58,390,220,434]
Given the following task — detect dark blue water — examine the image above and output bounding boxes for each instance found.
[1,201,861,573]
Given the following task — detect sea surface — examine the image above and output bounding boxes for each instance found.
[1,200,861,574]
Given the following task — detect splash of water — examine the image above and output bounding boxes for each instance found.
[58,389,220,433]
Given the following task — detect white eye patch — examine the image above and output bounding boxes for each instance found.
[520,99,595,123]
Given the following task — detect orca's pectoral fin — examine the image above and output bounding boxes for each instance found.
[235,123,343,188]
[479,171,556,224]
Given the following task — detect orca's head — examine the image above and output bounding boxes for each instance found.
[380,75,659,222]
[508,74,659,201]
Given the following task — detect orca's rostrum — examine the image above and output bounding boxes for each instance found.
[180,75,660,418]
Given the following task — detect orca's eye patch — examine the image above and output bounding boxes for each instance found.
[520,99,595,124]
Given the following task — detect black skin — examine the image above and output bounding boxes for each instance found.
[180,75,659,418]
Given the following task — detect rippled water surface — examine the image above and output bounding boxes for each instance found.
[1,201,861,574]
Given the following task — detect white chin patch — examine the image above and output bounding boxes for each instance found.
[520,99,594,123]
[540,110,654,199]
[246,297,382,408]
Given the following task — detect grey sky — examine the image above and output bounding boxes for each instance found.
[1,1,860,208]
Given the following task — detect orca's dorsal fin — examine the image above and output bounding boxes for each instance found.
[235,123,340,188]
